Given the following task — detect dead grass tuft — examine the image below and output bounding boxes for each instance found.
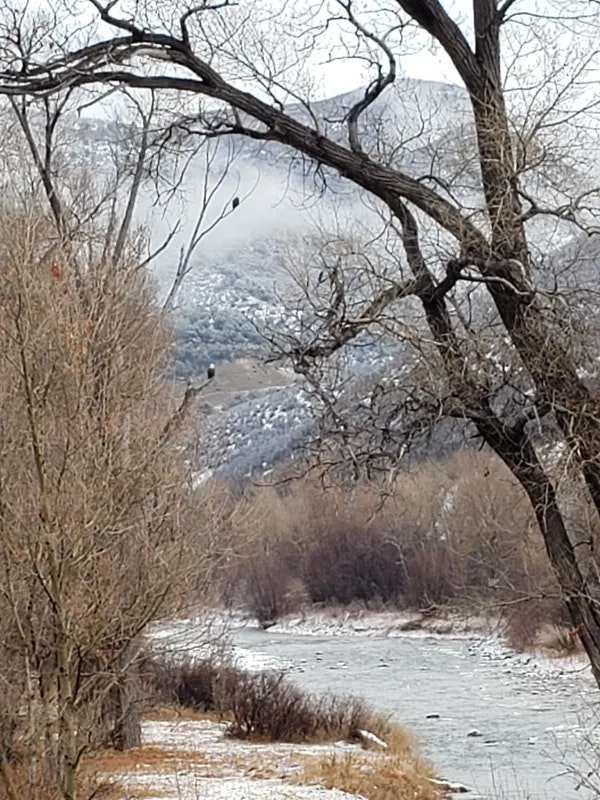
[300,751,440,800]
[297,718,438,800]
[373,718,416,755]
[296,718,439,800]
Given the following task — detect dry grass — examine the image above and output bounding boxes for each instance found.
[272,699,440,800]
[296,717,439,800]
[85,744,209,773]
[0,761,138,800]
[372,719,416,754]
[300,751,439,800]
[82,744,209,800]
[84,778,167,800]
[81,710,439,800]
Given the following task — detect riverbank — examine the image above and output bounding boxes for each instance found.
[145,608,596,799]
[272,608,592,686]
[269,607,495,639]
[149,605,591,683]
[269,607,591,681]
[151,607,593,685]
[93,713,449,800]
[228,620,597,799]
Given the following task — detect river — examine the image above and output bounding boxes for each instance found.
[230,625,600,799]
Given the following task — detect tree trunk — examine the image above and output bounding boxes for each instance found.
[392,195,600,686]
[526,476,600,684]
[110,680,142,751]
[488,435,600,685]
[467,58,600,527]
[103,654,142,751]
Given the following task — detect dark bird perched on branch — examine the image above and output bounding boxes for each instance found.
[232,197,240,209]
[207,363,216,380]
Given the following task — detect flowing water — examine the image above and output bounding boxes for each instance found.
[230,626,600,799]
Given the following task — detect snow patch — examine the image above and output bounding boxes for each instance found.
[113,719,364,800]
[269,609,492,641]
[147,611,290,671]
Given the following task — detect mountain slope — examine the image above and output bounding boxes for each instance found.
[75,79,599,481]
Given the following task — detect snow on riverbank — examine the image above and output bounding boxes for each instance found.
[109,717,366,800]
[147,611,292,671]
[147,605,592,685]
[270,608,592,683]
[466,635,592,682]
[269,608,494,639]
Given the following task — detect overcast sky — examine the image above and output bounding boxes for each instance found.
[318,48,458,96]
[309,2,465,96]
[309,0,586,97]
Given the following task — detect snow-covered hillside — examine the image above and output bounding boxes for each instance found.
[69,77,600,482]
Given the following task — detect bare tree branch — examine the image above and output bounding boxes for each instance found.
[335,0,397,155]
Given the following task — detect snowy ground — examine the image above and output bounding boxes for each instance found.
[269,608,495,639]
[147,611,290,671]
[109,717,366,800]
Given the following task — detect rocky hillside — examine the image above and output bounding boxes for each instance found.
[73,78,600,482]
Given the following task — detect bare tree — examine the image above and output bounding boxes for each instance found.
[0,197,188,798]
[0,91,242,796]
[2,0,600,682]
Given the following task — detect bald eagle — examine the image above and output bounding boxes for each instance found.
[207,363,216,380]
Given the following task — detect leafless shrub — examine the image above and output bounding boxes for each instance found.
[0,204,197,800]
[239,554,298,626]
[220,670,378,743]
[504,599,571,652]
[147,656,380,744]
[220,452,573,638]
[301,522,404,606]
[400,542,457,608]
[145,658,225,712]
[535,623,584,656]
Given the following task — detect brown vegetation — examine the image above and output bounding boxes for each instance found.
[0,203,212,800]
[212,450,575,651]
[15,0,600,681]
[147,657,391,745]
[82,707,435,800]
[301,751,439,800]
